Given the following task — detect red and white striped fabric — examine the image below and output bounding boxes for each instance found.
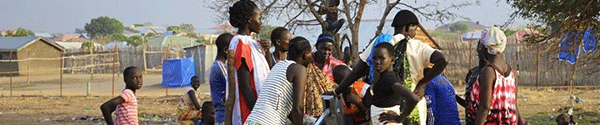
[115,89,138,125]
[466,68,518,125]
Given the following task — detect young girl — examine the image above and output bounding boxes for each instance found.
[101,66,143,125]
[370,43,420,125]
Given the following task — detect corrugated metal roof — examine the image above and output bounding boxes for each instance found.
[0,36,39,51]
[0,36,64,51]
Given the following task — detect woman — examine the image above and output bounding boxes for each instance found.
[269,27,292,66]
[313,33,347,81]
[331,10,448,125]
[465,27,523,125]
[227,0,271,124]
[177,76,203,125]
[245,37,312,125]
[371,42,420,125]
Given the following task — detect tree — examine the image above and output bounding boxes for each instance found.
[84,16,124,38]
[167,26,183,34]
[5,30,15,36]
[503,28,518,36]
[180,24,196,33]
[449,23,469,33]
[81,42,95,49]
[210,0,479,63]
[126,35,146,46]
[14,28,34,36]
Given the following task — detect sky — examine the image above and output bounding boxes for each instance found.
[0,0,531,34]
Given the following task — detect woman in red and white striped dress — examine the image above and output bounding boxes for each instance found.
[466,27,525,125]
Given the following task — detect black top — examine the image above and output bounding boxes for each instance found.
[371,71,405,107]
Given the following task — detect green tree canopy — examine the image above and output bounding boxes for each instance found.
[126,35,146,46]
[14,28,34,36]
[449,23,469,33]
[503,28,518,36]
[85,16,124,38]
[81,42,94,49]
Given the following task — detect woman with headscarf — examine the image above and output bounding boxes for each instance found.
[227,0,271,124]
[331,10,448,125]
[465,27,524,125]
[313,33,348,81]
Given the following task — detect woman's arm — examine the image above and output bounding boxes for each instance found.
[414,51,447,99]
[237,60,256,109]
[188,91,202,110]
[474,66,495,125]
[378,83,420,123]
[333,60,369,95]
[288,64,307,125]
[100,96,125,125]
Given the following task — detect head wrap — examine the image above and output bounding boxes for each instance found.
[480,27,507,55]
[316,33,335,46]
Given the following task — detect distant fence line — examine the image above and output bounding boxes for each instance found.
[439,41,600,87]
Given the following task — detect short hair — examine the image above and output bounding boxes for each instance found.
[316,33,335,46]
[374,42,394,56]
[288,37,312,60]
[123,66,139,79]
[191,76,199,81]
[202,101,214,111]
[216,33,233,54]
[270,27,289,46]
[229,0,258,28]
[391,10,419,28]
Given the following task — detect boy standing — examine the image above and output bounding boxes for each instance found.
[101,66,143,125]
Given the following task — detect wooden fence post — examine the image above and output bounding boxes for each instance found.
[225,49,235,125]
[27,52,30,85]
[164,46,169,96]
[90,48,94,80]
[143,47,147,74]
[9,49,14,97]
[60,50,64,97]
[113,46,118,96]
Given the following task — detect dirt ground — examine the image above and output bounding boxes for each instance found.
[1,74,599,124]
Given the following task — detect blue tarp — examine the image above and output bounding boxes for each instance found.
[162,57,196,87]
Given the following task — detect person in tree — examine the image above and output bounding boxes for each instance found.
[227,0,271,124]
[100,66,143,125]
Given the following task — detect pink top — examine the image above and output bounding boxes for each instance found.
[115,89,138,125]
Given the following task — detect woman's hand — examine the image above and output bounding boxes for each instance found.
[379,110,401,124]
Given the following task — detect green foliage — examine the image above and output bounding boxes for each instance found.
[503,28,518,36]
[110,33,128,41]
[257,25,277,40]
[14,28,34,36]
[449,23,469,32]
[81,42,94,49]
[145,32,158,38]
[84,16,124,38]
[168,24,195,34]
[133,24,145,27]
[125,35,146,46]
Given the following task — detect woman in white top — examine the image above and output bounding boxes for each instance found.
[245,37,313,125]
